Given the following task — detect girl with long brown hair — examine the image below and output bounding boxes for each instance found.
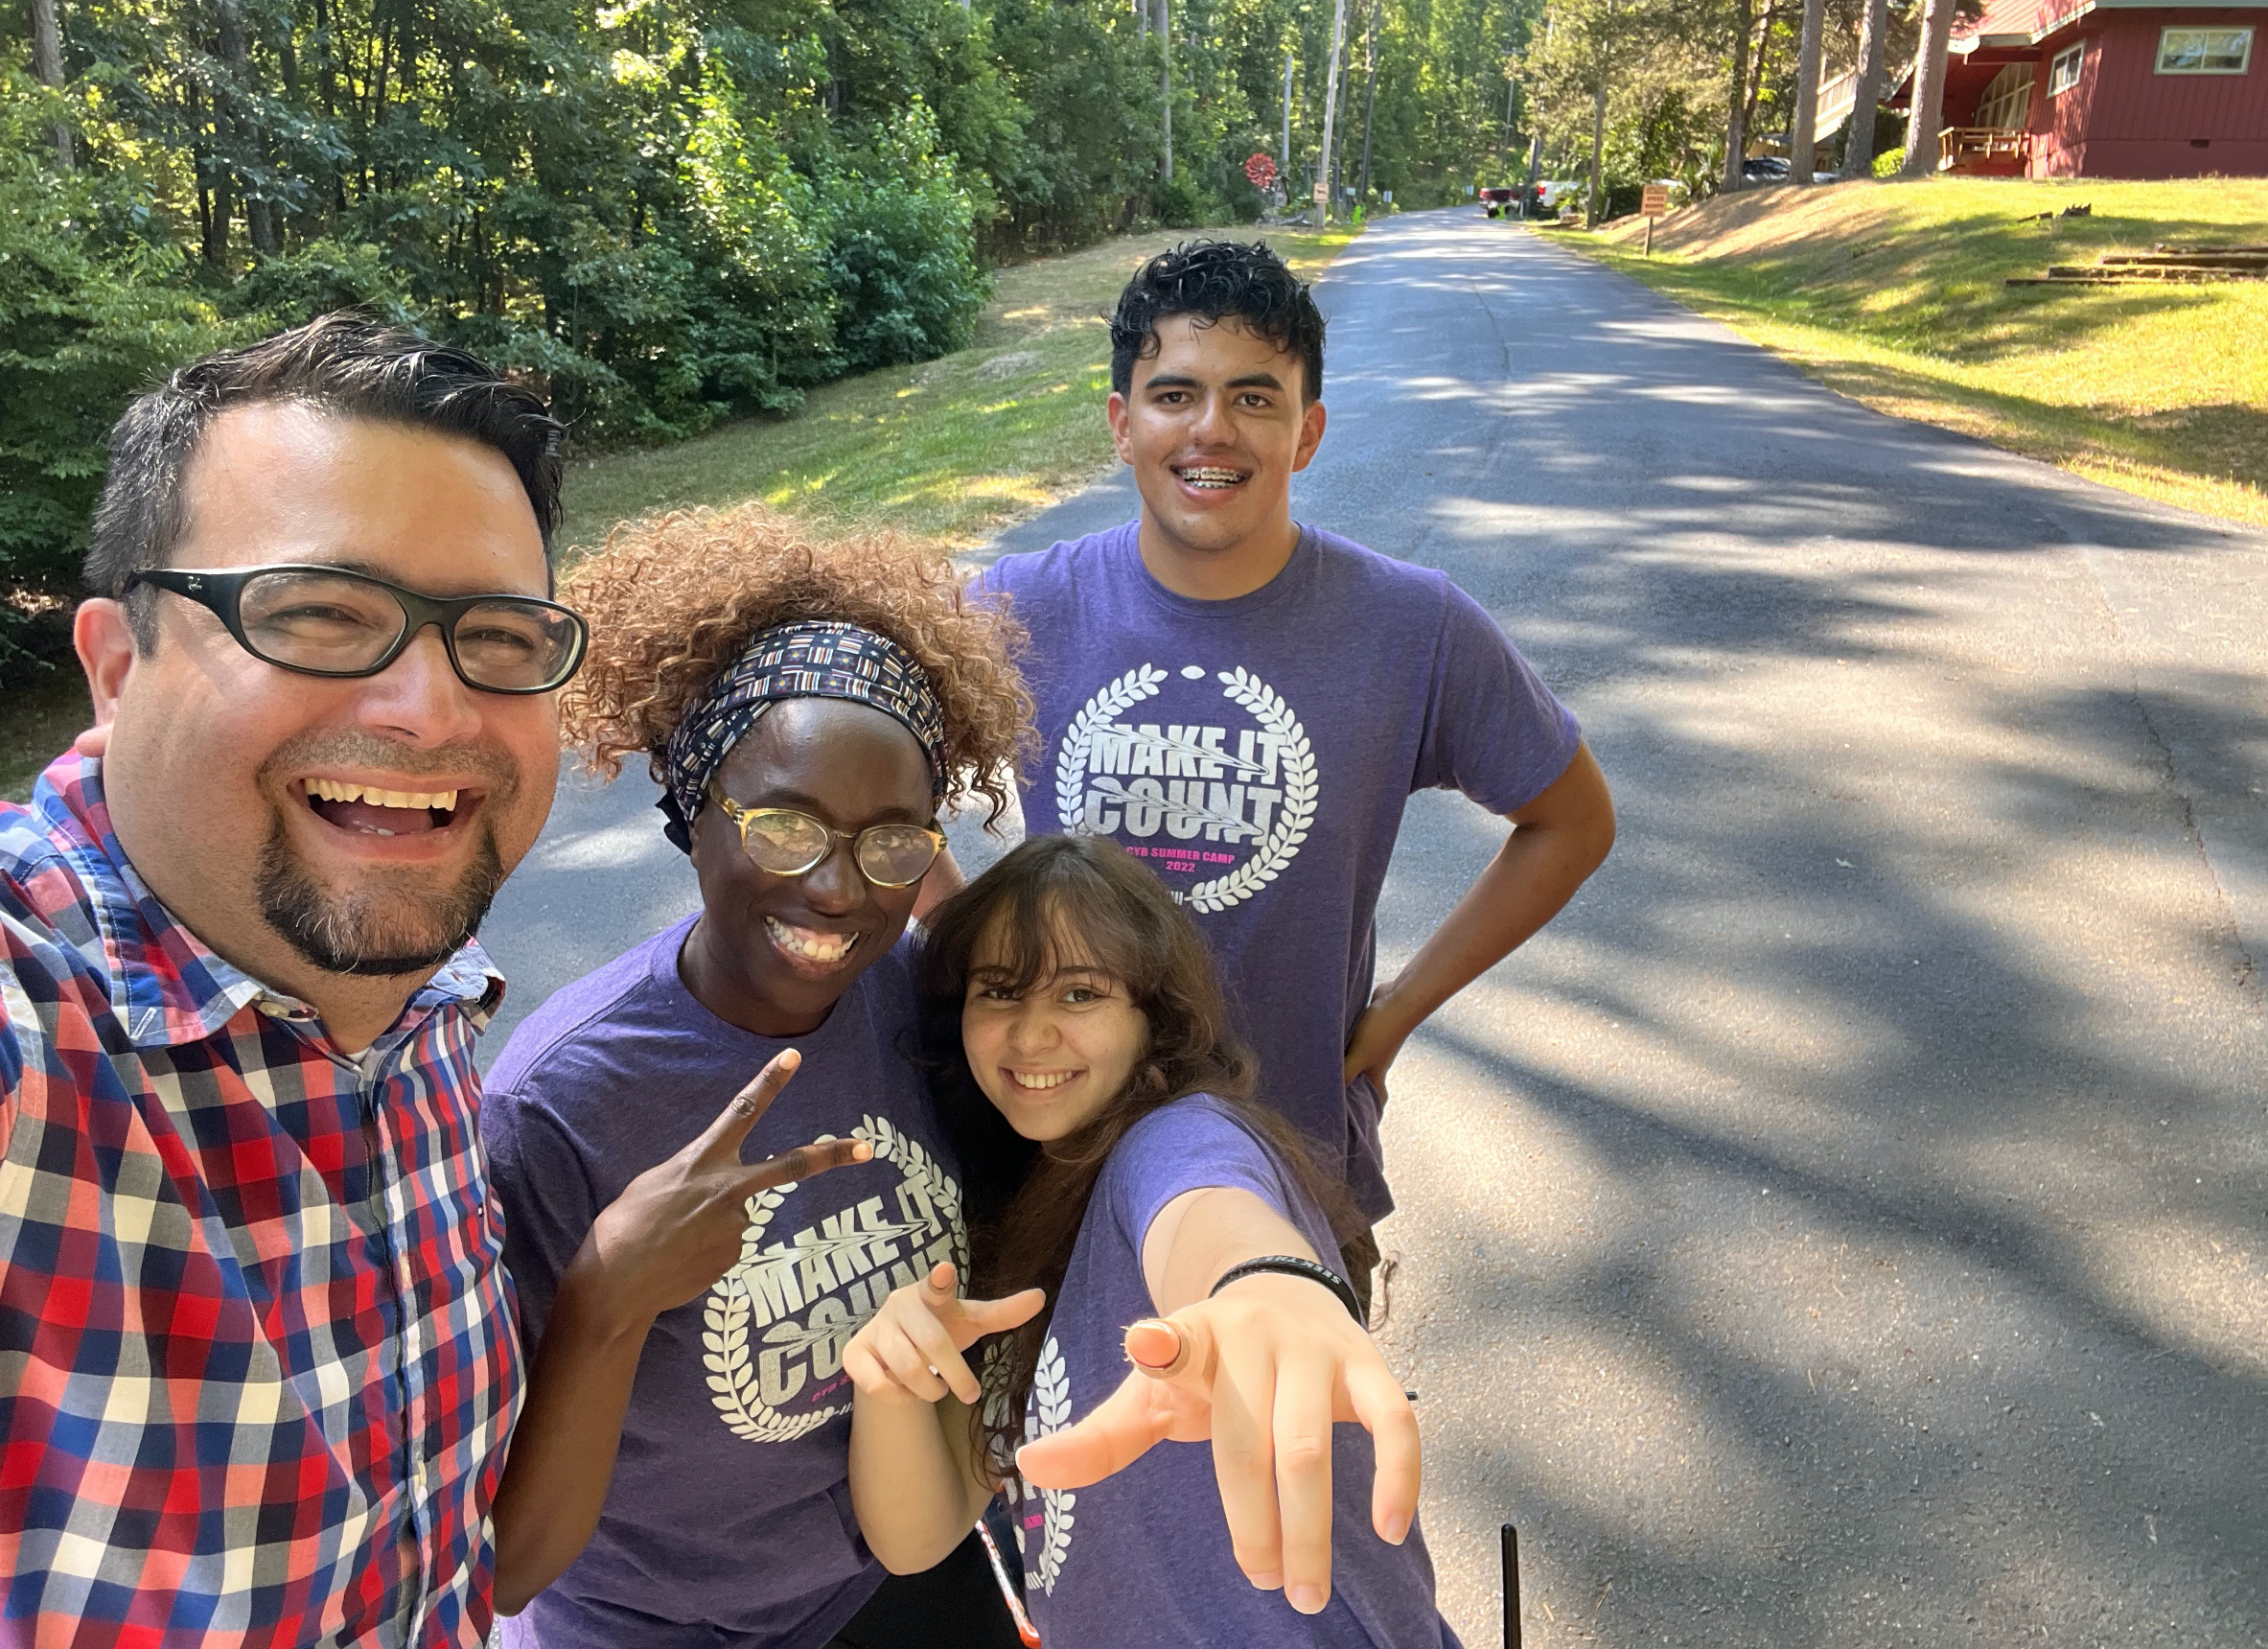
[843,835,1453,1647]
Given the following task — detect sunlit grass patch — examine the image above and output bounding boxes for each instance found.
[1568,177,2268,527]
[557,221,1359,557]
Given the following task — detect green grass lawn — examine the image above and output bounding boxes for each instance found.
[1,221,1360,801]
[1565,176,2268,528]
[555,220,1358,555]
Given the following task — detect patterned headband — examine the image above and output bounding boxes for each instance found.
[658,619,950,853]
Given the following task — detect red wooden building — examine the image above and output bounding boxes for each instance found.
[1894,0,2267,176]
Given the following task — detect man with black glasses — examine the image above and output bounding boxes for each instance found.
[0,316,862,1646]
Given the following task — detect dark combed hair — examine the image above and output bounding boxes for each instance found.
[915,834,1355,1478]
[87,312,566,643]
[1109,240,1327,404]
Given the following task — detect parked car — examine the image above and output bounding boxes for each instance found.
[1740,156,1842,185]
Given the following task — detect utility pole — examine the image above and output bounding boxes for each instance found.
[1587,79,1607,224]
[29,0,74,167]
[1282,46,1295,184]
[1356,0,1379,205]
[1520,14,1550,217]
[1316,0,1349,221]
[1160,0,1173,181]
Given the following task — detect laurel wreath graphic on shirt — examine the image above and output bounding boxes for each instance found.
[1025,1335,1078,1596]
[1055,663,1168,829]
[1184,669,1316,914]
[1054,663,1315,915]
[701,1118,963,1445]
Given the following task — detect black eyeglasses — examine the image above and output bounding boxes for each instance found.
[710,786,948,888]
[130,565,590,695]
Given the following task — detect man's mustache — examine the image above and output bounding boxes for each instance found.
[256,731,524,801]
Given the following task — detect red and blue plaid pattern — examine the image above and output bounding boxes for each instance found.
[1,755,523,1647]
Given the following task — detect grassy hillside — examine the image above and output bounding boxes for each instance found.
[1569,176,2268,528]
[554,221,1356,555]
[2,221,1359,801]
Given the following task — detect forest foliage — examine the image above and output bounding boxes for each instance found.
[1,0,1539,664]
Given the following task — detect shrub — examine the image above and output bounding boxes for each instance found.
[221,239,418,329]
[1154,173,1217,228]
[1874,147,1907,178]
[820,105,989,375]
[0,77,233,667]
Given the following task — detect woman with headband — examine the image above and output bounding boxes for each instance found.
[482,506,1425,1649]
[480,507,1034,1649]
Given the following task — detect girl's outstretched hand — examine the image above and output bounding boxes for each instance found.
[1012,1272,1421,1616]
[844,1263,1046,1407]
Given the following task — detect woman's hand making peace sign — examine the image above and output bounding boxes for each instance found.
[493,1051,872,1614]
[579,1049,871,1319]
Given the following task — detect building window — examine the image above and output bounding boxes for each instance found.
[2155,27,2253,73]
[2049,41,2084,95]
[1974,63,2037,129]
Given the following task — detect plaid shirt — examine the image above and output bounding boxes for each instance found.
[0,755,523,1648]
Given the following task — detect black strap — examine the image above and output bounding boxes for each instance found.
[1208,1254,1364,1324]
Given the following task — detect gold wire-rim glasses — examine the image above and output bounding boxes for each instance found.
[709,787,947,888]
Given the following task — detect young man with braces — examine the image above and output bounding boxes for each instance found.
[976,241,1617,1311]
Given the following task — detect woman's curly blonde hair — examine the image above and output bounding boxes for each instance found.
[561,503,1034,828]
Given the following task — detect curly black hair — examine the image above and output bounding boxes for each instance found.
[1109,240,1326,404]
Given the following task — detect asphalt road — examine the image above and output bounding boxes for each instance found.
[478,207,2268,1647]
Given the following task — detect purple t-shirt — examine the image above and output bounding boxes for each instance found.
[482,917,963,1649]
[980,524,1581,1220]
[1010,1095,1459,1648]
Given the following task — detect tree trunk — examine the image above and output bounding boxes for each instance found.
[1790,0,1825,181]
[1841,0,1889,177]
[1901,0,1956,175]
[1317,0,1349,221]
[212,0,281,256]
[1587,76,1606,224]
[1743,1,1780,151]
[30,0,73,168]
[1722,0,1753,192]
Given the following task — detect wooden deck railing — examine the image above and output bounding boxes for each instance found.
[1937,127,2029,169]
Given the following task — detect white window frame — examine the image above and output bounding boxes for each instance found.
[2049,41,2085,96]
[2155,26,2253,74]
[1974,62,2038,129]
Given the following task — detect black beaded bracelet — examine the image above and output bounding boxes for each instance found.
[1209,1255,1364,1324]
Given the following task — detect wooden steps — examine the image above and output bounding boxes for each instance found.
[2008,244,2268,287]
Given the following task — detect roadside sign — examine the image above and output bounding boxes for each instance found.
[1641,181,1671,257]
[1312,181,1329,204]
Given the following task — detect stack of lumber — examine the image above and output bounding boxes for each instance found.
[2008,244,2268,287]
